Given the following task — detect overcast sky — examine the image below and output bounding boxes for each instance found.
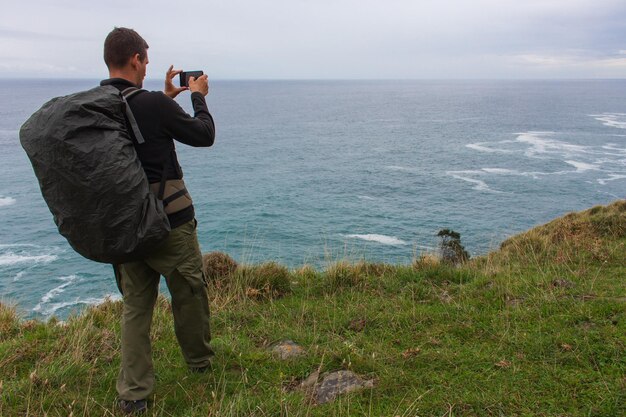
[1,0,625,79]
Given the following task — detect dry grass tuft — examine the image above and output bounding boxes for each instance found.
[412,253,441,270]
[203,251,238,283]
[0,302,20,341]
[322,261,365,292]
[352,261,395,277]
[236,262,292,299]
[294,264,318,280]
[484,200,626,267]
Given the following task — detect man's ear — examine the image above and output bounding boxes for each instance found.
[129,53,141,69]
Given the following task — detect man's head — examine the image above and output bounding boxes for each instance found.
[104,27,149,87]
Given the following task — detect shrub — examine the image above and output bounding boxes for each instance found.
[412,253,440,270]
[238,262,292,298]
[437,229,469,265]
[352,261,395,277]
[202,251,238,282]
[0,303,20,341]
[294,264,318,281]
[322,261,364,292]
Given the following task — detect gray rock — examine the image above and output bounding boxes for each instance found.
[315,370,374,404]
[270,340,305,360]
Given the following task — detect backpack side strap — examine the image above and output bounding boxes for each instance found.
[120,87,146,144]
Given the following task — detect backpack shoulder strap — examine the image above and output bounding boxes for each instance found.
[120,87,147,144]
[121,86,145,101]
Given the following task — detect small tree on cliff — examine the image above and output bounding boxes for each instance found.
[437,229,470,265]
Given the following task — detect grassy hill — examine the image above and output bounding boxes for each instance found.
[1,200,624,416]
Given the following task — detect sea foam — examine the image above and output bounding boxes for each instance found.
[0,196,16,207]
[597,174,626,185]
[480,168,545,179]
[564,160,600,172]
[346,234,407,246]
[515,132,590,158]
[460,131,626,192]
[466,142,515,153]
[0,252,58,266]
[34,294,122,317]
[0,244,61,266]
[33,275,78,313]
[590,113,626,129]
[447,170,503,193]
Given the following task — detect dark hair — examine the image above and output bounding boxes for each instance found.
[103,27,149,69]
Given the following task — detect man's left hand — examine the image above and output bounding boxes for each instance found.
[164,65,188,98]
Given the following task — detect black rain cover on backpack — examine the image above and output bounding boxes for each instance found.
[19,85,170,264]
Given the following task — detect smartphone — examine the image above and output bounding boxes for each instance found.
[179,71,204,87]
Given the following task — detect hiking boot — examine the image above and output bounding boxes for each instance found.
[118,399,147,414]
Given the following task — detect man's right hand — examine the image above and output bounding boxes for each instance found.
[188,75,209,96]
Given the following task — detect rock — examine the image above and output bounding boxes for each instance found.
[270,340,305,360]
[315,370,374,404]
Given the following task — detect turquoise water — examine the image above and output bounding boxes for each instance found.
[1,79,624,318]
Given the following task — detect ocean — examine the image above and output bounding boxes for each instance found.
[0,79,624,319]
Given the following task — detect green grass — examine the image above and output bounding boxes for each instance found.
[1,200,625,416]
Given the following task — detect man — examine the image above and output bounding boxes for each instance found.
[102,27,215,414]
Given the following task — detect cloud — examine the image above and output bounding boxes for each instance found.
[510,52,626,68]
[0,0,625,78]
[0,28,95,42]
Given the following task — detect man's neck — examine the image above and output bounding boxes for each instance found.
[108,69,140,87]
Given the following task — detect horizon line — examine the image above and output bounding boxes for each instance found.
[1,77,626,82]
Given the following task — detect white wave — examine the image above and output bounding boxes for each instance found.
[447,171,503,193]
[481,168,545,179]
[515,132,590,158]
[345,234,407,246]
[0,244,37,249]
[450,158,614,189]
[481,168,516,174]
[33,275,78,312]
[468,132,626,175]
[357,195,377,201]
[466,142,514,153]
[590,113,626,129]
[0,252,58,266]
[602,143,626,154]
[0,197,16,207]
[13,271,25,282]
[34,294,121,317]
[597,174,626,185]
[564,160,600,172]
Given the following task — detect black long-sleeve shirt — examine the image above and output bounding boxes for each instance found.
[100,78,215,228]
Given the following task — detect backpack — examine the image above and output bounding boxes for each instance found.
[19,85,170,264]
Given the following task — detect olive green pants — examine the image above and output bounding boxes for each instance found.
[115,219,213,401]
